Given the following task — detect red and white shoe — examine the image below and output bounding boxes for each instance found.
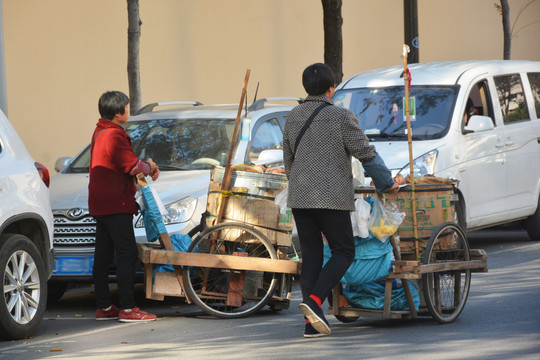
[118,306,157,322]
[96,304,119,320]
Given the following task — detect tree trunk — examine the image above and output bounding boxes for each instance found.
[127,0,142,113]
[500,0,511,60]
[321,0,343,84]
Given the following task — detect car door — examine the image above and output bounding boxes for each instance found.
[458,79,508,222]
[494,73,540,214]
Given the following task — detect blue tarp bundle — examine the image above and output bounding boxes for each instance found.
[323,234,393,285]
[322,195,421,311]
[140,185,168,242]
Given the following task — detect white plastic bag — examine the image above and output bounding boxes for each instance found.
[135,183,168,216]
[274,185,289,215]
[351,196,370,238]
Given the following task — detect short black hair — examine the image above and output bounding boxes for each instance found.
[98,91,129,120]
[302,63,335,95]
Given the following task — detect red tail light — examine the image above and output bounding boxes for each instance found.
[34,162,50,188]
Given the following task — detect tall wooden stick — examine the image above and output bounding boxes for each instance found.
[215,69,251,225]
[402,45,419,258]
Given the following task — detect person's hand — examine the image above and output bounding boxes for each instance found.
[385,181,400,195]
[147,158,160,181]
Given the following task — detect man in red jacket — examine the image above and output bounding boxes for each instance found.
[89,91,159,322]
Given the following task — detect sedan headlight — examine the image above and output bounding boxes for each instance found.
[398,149,438,178]
[135,196,197,228]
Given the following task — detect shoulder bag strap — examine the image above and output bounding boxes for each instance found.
[293,103,329,156]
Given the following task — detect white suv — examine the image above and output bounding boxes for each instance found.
[0,109,54,340]
[48,98,299,300]
[334,60,540,239]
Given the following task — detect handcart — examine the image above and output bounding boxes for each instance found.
[136,168,299,318]
[328,183,488,324]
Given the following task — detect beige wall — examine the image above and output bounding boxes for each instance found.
[3,0,540,172]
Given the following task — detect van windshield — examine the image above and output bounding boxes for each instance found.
[333,86,459,141]
[67,118,238,173]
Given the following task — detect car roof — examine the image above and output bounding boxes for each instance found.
[130,97,302,121]
[338,60,540,89]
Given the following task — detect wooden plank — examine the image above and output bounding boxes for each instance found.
[386,273,422,280]
[140,245,300,274]
[383,278,393,319]
[337,307,410,320]
[417,259,487,274]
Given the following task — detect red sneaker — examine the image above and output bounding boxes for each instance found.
[96,304,119,320]
[119,306,157,322]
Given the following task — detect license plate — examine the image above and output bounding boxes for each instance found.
[53,256,94,275]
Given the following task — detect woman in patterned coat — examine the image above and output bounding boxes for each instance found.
[283,63,399,337]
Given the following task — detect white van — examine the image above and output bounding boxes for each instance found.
[334,60,540,240]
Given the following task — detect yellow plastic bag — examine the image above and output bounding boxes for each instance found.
[368,196,405,242]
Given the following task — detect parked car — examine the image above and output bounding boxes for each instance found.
[48,98,300,301]
[0,109,54,339]
[334,60,540,240]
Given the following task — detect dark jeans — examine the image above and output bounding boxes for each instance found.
[93,214,138,309]
[292,208,355,304]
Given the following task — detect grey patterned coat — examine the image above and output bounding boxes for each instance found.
[283,94,394,211]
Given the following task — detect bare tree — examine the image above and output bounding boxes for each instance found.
[322,0,343,84]
[495,0,539,60]
[127,0,142,113]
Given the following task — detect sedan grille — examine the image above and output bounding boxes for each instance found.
[53,210,96,245]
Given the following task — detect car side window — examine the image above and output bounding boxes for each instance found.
[494,74,530,124]
[463,80,494,127]
[527,72,540,118]
[247,118,283,163]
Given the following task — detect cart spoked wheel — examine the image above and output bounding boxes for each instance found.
[421,221,471,324]
[182,222,278,318]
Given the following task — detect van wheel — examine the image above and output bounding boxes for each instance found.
[454,190,467,233]
[0,234,47,340]
[526,199,540,241]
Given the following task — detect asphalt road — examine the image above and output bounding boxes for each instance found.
[1,229,539,360]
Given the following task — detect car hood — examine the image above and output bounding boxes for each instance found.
[50,170,212,210]
[369,139,443,171]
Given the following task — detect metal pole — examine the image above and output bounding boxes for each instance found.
[404,0,419,64]
[0,0,8,115]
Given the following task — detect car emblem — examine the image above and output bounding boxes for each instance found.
[66,208,85,220]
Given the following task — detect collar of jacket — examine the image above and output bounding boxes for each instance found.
[304,94,334,105]
[96,118,126,131]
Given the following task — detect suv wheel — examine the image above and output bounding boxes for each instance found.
[0,234,47,340]
[526,198,540,241]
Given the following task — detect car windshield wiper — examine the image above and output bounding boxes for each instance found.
[368,132,423,141]
[155,164,185,170]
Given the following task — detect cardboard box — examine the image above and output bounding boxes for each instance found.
[206,169,291,246]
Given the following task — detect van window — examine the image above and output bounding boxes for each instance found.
[494,74,530,124]
[527,73,540,118]
[463,80,494,127]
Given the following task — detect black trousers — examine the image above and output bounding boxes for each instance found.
[292,208,355,304]
[93,214,138,309]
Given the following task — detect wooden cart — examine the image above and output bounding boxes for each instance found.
[329,184,488,324]
[137,168,300,318]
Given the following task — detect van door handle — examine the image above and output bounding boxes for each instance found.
[538,137,540,144]
[495,142,504,148]
[505,140,514,146]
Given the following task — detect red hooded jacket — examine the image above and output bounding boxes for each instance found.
[88,119,139,216]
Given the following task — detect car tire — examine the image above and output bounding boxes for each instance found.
[526,198,540,241]
[0,234,47,340]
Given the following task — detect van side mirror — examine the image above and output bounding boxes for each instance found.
[54,157,72,172]
[464,115,494,134]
